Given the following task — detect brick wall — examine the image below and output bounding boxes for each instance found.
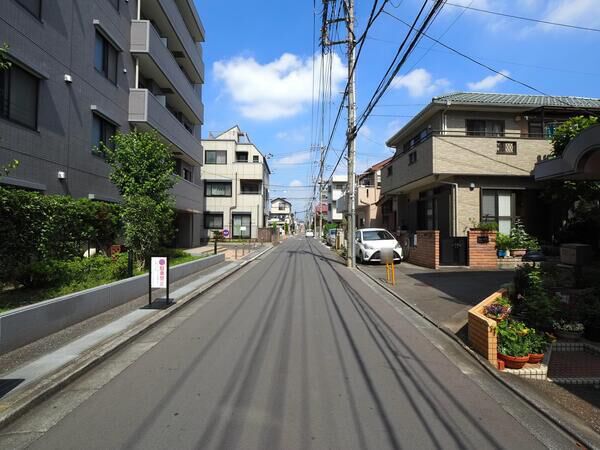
[408,230,439,269]
[468,230,498,268]
[468,289,506,367]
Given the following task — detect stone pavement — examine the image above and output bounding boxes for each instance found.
[358,261,513,335]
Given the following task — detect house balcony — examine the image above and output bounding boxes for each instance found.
[131,20,203,123]
[382,131,553,195]
[129,88,203,165]
[140,0,205,83]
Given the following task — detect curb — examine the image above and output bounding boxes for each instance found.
[356,265,599,450]
[0,245,274,430]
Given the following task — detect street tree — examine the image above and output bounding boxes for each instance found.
[101,130,176,268]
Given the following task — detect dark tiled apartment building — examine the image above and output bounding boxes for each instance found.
[0,0,205,247]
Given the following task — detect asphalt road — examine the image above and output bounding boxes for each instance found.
[10,237,576,449]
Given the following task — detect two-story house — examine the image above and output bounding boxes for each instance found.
[269,198,292,225]
[326,175,347,223]
[381,92,600,264]
[0,0,206,248]
[200,126,270,240]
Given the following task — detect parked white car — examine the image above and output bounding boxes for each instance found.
[305,229,314,237]
[355,228,403,264]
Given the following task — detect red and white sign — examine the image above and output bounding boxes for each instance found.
[151,257,167,289]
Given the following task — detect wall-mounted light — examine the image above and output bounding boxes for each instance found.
[58,171,66,180]
[469,182,475,191]
[64,74,73,83]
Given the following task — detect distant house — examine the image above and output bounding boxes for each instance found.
[200,126,270,240]
[326,175,347,223]
[269,198,292,227]
[380,92,600,264]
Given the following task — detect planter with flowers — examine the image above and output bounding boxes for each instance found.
[552,320,585,340]
[496,319,531,369]
[495,233,511,258]
[483,296,512,321]
[508,219,539,258]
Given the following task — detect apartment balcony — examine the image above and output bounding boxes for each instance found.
[140,0,205,83]
[131,20,203,123]
[129,88,202,165]
[171,177,203,213]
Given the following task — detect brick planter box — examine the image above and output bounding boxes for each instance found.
[468,289,507,367]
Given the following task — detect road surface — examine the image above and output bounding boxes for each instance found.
[2,237,575,449]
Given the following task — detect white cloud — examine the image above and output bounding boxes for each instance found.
[274,151,311,166]
[213,53,346,121]
[542,0,600,29]
[290,179,303,187]
[391,69,450,97]
[467,70,510,91]
[276,128,309,143]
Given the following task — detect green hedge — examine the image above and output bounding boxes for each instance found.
[0,187,122,285]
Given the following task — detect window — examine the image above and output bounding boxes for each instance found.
[95,32,118,84]
[205,182,232,197]
[0,64,39,129]
[235,151,248,162]
[362,230,395,241]
[466,119,505,137]
[481,190,515,235]
[204,213,223,230]
[205,150,227,164]
[108,0,119,11]
[497,141,517,155]
[253,155,259,163]
[403,128,430,152]
[387,166,393,177]
[408,151,417,165]
[240,180,261,194]
[232,213,251,239]
[182,167,193,182]
[16,0,41,18]
[91,114,116,156]
[278,203,286,211]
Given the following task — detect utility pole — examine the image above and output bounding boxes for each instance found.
[346,0,356,268]
[319,146,324,241]
[322,0,357,267]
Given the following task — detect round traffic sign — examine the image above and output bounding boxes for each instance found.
[223,229,230,237]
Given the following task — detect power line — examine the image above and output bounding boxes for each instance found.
[440,1,600,33]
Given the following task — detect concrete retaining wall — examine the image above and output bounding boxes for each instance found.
[0,254,225,355]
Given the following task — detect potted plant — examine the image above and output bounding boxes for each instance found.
[552,319,585,340]
[496,320,531,369]
[526,331,548,364]
[495,233,511,258]
[509,218,539,257]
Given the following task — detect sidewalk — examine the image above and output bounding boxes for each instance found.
[0,244,272,427]
[358,261,513,337]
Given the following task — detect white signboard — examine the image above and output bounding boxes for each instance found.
[151,257,167,289]
[240,226,247,231]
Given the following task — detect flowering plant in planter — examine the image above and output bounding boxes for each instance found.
[552,320,584,333]
[484,303,511,320]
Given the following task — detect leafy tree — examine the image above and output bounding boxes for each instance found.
[101,130,176,268]
[551,115,598,157]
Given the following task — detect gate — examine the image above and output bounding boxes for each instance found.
[439,237,468,266]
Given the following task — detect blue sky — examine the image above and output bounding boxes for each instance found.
[196,0,600,218]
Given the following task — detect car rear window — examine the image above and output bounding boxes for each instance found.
[362,230,394,241]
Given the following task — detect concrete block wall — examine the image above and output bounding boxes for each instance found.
[468,289,506,367]
[408,230,439,269]
[0,254,225,355]
[468,230,498,268]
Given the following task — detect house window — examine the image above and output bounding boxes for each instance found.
[91,114,116,156]
[232,213,251,239]
[253,155,259,163]
[278,203,286,211]
[182,167,193,182]
[408,151,417,165]
[466,119,505,137]
[403,128,430,152]
[204,213,223,230]
[235,151,248,162]
[240,180,261,194]
[0,64,39,129]
[387,166,393,177]
[205,182,232,197]
[481,190,516,235]
[205,150,227,164]
[16,0,41,18]
[94,32,118,84]
[108,0,119,11]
